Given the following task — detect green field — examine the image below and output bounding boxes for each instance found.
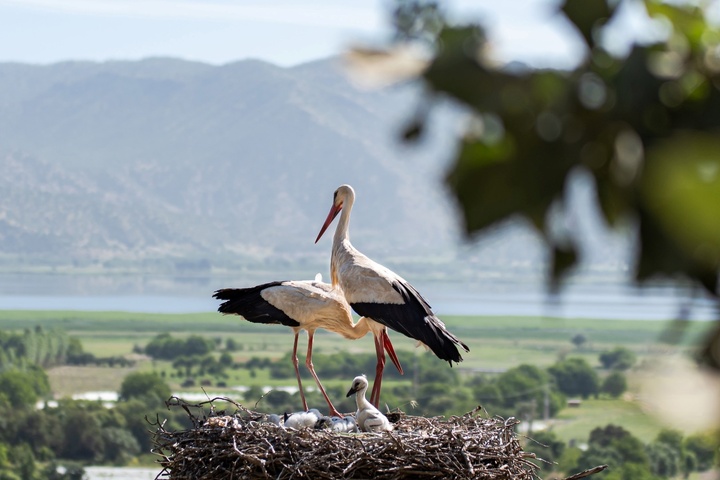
[550,398,666,444]
[3,309,715,445]
[1,310,711,365]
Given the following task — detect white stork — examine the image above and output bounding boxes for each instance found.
[346,375,393,432]
[315,184,469,406]
[213,274,402,417]
[283,408,323,429]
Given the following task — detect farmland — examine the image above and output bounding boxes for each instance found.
[2,309,713,444]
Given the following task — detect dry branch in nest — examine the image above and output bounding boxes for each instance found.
[150,396,603,480]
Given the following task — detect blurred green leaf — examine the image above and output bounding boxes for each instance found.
[698,323,720,370]
[635,206,711,288]
[561,0,615,50]
[445,138,522,233]
[394,0,720,377]
[593,171,631,228]
[551,243,578,290]
[642,132,720,275]
[644,0,709,49]
[446,124,575,234]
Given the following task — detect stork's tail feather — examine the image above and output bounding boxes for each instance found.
[424,314,469,366]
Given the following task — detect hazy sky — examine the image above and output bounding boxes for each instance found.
[0,0,593,67]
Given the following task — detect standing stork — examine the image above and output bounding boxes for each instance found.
[213,274,402,417]
[315,184,469,406]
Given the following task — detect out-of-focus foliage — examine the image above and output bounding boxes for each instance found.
[118,371,171,403]
[144,333,215,360]
[600,371,627,398]
[385,0,720,369]
[530,422,717,477]
[575,424,652,478]
[0,366,50,409]
[0,327,70,369]
[683,429,720,470]
[599,346,637,370]
[548,357,600,398]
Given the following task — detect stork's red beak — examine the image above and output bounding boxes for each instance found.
[315,203,342,243]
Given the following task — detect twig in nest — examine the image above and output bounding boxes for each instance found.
[561,464,608,480]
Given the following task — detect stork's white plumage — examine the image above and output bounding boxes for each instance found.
[316,184,469,406]
[330,415,358,433]
[346,375,393,432]
[283,409,323,429]
[266,414,283,427]
[213,274,381,417]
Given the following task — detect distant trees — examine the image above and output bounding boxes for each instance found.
[525,424,720,480]
[0,327,155,478]
[0,327,130,370]
[0,393,171,475]
[0,365,50,409]
[144,333,215,360]
[119,372,171,403]
[0,327,70,369]
[224,338,240,352]
[599,347,636,371]
[575,425,652,478]
[564,424,720,479]
[683,429,720,471]
[600,371,627,398]
[570,334,588,350]
[491,365,565,418]
[548,358,599,398]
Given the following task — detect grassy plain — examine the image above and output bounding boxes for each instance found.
[2,309,715,444]
[1,310,710,363]
[550,398,666,444]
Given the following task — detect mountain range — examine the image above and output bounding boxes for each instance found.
[0,57,626,282]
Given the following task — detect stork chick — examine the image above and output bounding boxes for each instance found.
[346,375,393,432]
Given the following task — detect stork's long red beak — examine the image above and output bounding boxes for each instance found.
[382,329,404,375]
[315,203,342,243]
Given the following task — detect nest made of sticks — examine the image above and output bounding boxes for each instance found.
[151,396,544,480]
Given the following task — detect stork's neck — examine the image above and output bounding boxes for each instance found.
[330,197,354,287]
[333,201,352,245]
[355,385,372,411]
[336,316,371,340]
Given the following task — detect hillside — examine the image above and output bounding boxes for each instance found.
[0,57,625,281]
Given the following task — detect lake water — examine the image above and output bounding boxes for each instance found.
[0,273,716,320]
[84,467,160,480]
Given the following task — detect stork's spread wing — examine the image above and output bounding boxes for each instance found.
[213,281,300,327]
[261,281,343,324]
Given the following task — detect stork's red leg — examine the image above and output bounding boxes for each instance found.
[292,332,309,411]
[305,331,343,417]
[370,332,386,407]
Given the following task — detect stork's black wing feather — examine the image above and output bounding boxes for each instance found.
[213,281,300,327]
[351,279,469,365]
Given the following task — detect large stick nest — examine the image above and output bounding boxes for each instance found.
[151,396,606,480]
